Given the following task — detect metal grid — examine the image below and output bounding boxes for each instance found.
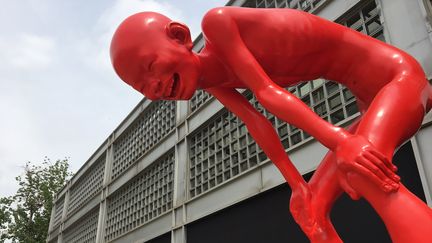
[52,196,65,229]
[189,92,268,198]
[105,151,175,242]
[247,0,326,12]
[68,155,105,216]
[63,209,99,243]
[190,90,212,113]
[188,1,383,198]
[112,101,176,180]
[341,0,384,41]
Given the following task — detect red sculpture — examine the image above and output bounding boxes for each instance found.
[110,7,432,243]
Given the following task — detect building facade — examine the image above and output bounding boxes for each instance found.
[47,0,432,242]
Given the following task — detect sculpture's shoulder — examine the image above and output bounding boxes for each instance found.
[202,6,238,21]
[202,7,236,32]
[201,7,242,43]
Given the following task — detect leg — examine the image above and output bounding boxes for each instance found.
[281,154,346,243]
[289,152,344,243]
[346,75,432,243]
[290,76,431,242]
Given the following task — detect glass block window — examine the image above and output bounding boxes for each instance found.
[189,92,271,198]
[290,80,359,126]
[68,155,105,216]
[63,209,99,243]
[105,151,175,242]
[52,196,65,229]
[112,101,176,180]
[250,0,326,12]
[342,0,384,41]
[190,90,212,113]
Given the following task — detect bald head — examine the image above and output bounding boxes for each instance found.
[109,12,199,100]
[110,12,172,80]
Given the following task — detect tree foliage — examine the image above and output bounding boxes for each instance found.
[0,158,72,243]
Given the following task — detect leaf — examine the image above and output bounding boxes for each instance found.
[1,158,72,242]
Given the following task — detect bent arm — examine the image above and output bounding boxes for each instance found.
[202,9,349,151]
[207,87,306,190]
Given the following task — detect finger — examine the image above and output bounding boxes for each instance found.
[363,151,400,183]
[356,156,399,190]
[346,159,397,193]
[368,149,397,172]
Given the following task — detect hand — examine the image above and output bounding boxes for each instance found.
[290,183,343,243]
[290,183,315,234]
[335,135,400,200]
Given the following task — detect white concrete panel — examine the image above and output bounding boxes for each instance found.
[187,98,223,134]
[185,169,262,223]
[379,0,432,77]
[289,140,328,174]
[111,213,172,243]
[261,161,286,191]
[317,0,361,21]
[414,124,432,204]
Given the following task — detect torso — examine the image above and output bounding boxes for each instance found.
[201,7,419,104]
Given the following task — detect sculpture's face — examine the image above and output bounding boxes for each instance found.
[111,12,200,100]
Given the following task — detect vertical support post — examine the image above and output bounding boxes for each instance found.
[171,99,189,243]
[378,0,432,76]
[95,140,114,242]
[411,133,432,206]
[57,184,70,243]
[172,226,186,243]
[60,188,70,223]
[48,197,56,234]
[173,139,188,208]
[95,199,108,243]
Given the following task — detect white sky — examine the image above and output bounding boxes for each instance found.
[0,0,228,197]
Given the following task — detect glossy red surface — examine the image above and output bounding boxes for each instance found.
[111,8,432,243]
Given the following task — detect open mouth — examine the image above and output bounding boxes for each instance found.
[167,73,180,98]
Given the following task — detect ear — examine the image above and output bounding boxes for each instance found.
[166,21,193,50]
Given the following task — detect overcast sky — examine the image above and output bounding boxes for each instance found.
[0,0,227,197]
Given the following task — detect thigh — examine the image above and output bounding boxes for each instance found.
[356,75,429,157]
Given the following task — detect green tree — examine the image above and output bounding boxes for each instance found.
[0,197,12,242]
[0,158,72,243]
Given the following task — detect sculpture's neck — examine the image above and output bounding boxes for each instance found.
[196,45,234,89]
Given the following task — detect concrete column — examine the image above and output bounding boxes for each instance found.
[57,233,63,243]
[48,200,56,233]
[177,101,189,125]
[411,116,432,206]
[95,142,114,242]
[172,226,186,243]
[103,138,115,187]
[95,199,107,243]
[173,139,188,208]
[378,0,432,77]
